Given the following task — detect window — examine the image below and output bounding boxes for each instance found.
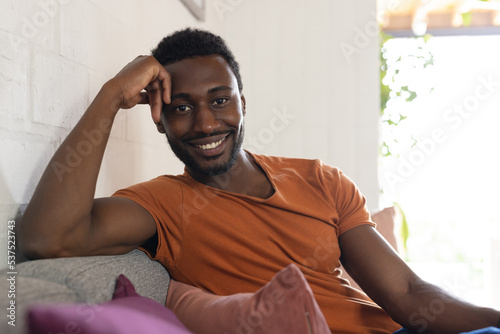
[380,34,500,309]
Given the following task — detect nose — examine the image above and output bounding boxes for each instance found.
[192,104,221,134]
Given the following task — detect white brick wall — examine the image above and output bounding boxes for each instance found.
[0,30,29,121]
[0,0,380,267]
[33,49,89,128]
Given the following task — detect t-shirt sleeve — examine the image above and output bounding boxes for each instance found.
[320,163,375,236]
[112,177,184,269]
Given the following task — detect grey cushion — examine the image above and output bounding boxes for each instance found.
[14,249,170,304]
[0,249,170,334]
[17,277,80,303]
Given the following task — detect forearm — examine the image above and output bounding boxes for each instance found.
[390,278,500,334]
[339,226,500,333]
[20,82,120,258]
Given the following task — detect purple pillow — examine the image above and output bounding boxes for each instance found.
[28,275,192,334]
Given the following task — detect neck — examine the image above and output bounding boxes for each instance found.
[188,151,274,198]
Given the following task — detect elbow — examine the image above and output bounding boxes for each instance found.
[19,237,64,260]
[18,219,69,260]
[19,229,87,260]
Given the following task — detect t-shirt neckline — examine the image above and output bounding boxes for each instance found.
[181,150,277,202]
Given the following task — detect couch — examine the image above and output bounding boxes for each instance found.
[0,250,171,334]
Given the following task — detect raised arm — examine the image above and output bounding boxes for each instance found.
[339,225,500,333]
[20,56,171,260]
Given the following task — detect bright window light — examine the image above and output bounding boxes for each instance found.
[380,34,500,309]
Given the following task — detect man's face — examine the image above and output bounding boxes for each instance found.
[160,55,246,177]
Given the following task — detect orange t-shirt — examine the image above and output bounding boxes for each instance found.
[113,152,401,333]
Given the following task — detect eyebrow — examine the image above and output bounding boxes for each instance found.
[170,86,234,101]
[208,85,233,94]
[170,92,191,101]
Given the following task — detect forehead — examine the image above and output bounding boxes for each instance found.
[165,55,237,92]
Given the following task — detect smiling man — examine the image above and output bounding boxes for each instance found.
[20,28,500,334]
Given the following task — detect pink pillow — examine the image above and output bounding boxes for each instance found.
[28,275,192,334]
[167,263,330,334]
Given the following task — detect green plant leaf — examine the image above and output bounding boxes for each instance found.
[407,91,417,102]
[393,202,410,257]
[379,32,434,163]
[410,135,418,148]
[381,142,392,157]
[462,12,472,27]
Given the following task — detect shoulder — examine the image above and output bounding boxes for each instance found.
[249,152,361,199]
[113,173,190,198]
[249,151,343,178]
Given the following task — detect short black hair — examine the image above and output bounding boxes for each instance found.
[152,28,243,91]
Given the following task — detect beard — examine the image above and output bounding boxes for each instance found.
[166,126,244,177]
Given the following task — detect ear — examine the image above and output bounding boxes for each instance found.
[241,94,246,116]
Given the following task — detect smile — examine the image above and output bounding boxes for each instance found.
[195,138,224,150]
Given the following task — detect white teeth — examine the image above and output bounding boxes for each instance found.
[197,138,223,150]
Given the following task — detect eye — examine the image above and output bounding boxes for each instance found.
[175,105,192,113]
[212,97,229,106]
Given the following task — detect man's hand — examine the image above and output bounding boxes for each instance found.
[108,55,171,122]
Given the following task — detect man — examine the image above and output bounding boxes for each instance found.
[20,28,500,333]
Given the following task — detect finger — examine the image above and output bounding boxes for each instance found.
[155,65,171,104]
[146,80,163,123]
[162,71,171,104]
[137,91,150,105]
